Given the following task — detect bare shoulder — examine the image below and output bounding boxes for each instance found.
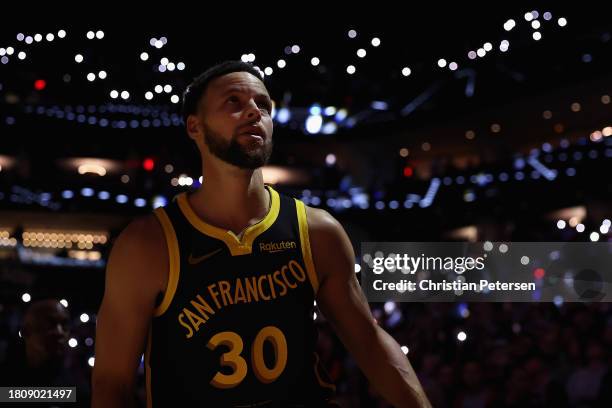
[107,213,168,296]
[304,205,354,282]
[304,205,344,236]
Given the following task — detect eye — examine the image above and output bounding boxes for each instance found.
[258,101,272,112]
[227,95,239,103]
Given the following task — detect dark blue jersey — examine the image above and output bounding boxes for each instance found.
[145,185,337,407]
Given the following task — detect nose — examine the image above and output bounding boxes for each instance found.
[243,98,262,122]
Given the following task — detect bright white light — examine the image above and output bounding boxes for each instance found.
[384,301,396,314]
[437,58,447,68]
[402,67,411,77]
[325,153,336,166]
[34,34,42,42]
[354,263,361,273]
[110,90,118,99]
[170,95,180,104]
[477,48,486,57]
[504,19,516,31]
[449,62,458,71]
[357,48,366,58]
[25,36,33,44]
[6,47,14,55]
[500,40,510,52]
[154,40,163,49]
[46,33,55,42]
[75,54,84,63]
[557,220,566,229]
[531,20,541,29]
[140,52,149,61]
[483,42,493,52]
[17,33,24,41]
[457,331,467,341]
[86,31,95,40]
[96,30,104,39]
[88,357,95,367]
[600,224,610,234]
[80,313,90,323]
[524,12,534,22]
[154,85,163,93]
[248,53,256,62]
[160,57,169,66]
[22,293,31,303]
[18,51,26,60]
[291,45,300,54]
[87,73,95,82]
[576,223,585,233]
[346,65,356,74]
[533,32,542,41]
[264,67,273,76]
[167,62,175,71]
[590,232,600,242]
[558,17,567,27]
[98,71,107,79]
[305,115,323,134]
[348,29,357,39]
[60,299,68,307]
[401,346,409,355]
[277,59,286,68]
[311,57,320,66]
[177,62,185,70]
[371,37,381,47]
[241,54,249,62]
[163,84,172,93]
[58,30,67,38]
[68,338,78,348]
[120,91,130,100]
[145,91,153,100]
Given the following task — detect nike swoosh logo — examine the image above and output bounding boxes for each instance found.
[188,248,223,265]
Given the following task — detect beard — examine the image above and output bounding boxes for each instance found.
[203,123,273,169]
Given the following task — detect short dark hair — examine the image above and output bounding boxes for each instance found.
[181,61,265,123]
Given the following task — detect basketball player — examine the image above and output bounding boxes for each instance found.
[92,61,431,407]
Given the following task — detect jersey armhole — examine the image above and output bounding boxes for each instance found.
[152,207,181,317]
[294,199,320,295]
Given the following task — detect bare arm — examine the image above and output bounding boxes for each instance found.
[306,206,431,408]
[92,216,167,408]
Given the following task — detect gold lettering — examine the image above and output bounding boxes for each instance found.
[178,312,194,339]
[245,276,259,302]
[288,259,307,282]
[218,280,233,306]
[190,294,215,320]
[208,284,222,309]
[234,278,247,304]
[272,270,288,296]
[258,275,270,301]
[184,308,206,333]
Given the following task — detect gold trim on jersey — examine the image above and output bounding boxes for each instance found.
[295,199,319,294]
[176,185,280,256]
[153,207,181,317]
[145,325,153,408]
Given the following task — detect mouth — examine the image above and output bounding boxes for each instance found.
[238,126,265,139]
[239,133,265,145]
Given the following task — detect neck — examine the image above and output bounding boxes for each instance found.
[189,160,270,235]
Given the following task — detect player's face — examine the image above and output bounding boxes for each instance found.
[199,71,274,169]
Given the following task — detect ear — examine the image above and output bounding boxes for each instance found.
[186,114,204,142]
